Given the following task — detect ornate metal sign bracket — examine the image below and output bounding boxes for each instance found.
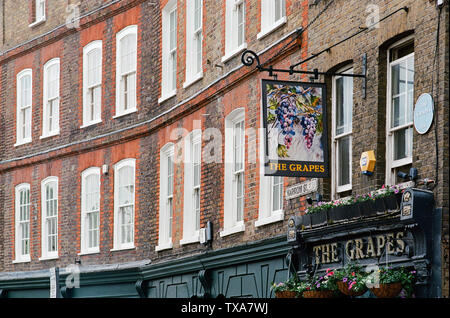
[241,50,368,97]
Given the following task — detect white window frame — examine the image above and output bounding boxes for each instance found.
[112,158,136,251]
[386,36,414,185]
[332,67,353,197]
[221,108,246,237]
[257,0,287,40]
[256,128,284,227]
[41,58,60,139]
[29,0,46,27]
[79,167,101,255]
[14,183,31,263]
[159,0,178,103]
[181,130,202,245]
[82,41,103,128]
[183,0,203,88]
[115,25,138,118]
[15,69,33,147]
[222,0,247,63]
[156,143,175,251]
[40,176,59,260]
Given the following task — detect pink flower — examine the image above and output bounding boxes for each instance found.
[348,281,356,290]
[381,185,385,189]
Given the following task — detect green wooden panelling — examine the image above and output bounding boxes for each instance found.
[0,236,290,298]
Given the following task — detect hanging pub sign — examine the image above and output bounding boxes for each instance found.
[262,79,329,177]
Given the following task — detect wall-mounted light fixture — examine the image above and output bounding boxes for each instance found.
[306,193,323,205]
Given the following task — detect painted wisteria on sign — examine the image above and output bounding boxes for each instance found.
[262,80,329,177]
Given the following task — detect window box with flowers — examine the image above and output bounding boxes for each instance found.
[297,269,338,298]
[375,185,402,212]
[304,201,332,228]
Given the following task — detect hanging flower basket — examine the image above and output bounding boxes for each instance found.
[370,283,403,298]
[336,281,367,297]
[302,290,335,298]
[275,290,298,298]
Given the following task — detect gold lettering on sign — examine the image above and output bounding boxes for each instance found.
[313,246,321,264]
[331,243,339,262]
[313,231,407,264]
[321,244,331,264]
[376,235,385,257]
[355,239,365,260]
[366,236,376,258]
[396,232,405,253]
[346,240,354,260]
[386,233,395,254]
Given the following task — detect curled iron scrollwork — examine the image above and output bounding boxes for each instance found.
[241,50,262,70]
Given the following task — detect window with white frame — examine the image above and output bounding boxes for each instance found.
[42,58,60,138]
[16,69,33,146]
[82,41,102,127]
[40,177,58,260]
[116,26,137,117]
[184,0,203,87]
[222,0,246,63]
[332,67,353,197]
[14,184,31,263]
[181,130,202,245]
[386,38,414,185]
[221,108,245,237]
[156,143,174,251]
[257,131,284,227]
[32,0,46,25]
[113,159,135,250]
[160,0,177,102]
[258,0,286,39]
[80,167,101,254]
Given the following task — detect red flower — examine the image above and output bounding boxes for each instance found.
[351,272,355,276]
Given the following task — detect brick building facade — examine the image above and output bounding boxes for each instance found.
[0,0,448,298]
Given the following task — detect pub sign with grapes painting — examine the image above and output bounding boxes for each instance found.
[262,80,329,177]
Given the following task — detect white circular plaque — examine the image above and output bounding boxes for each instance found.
[414,93,434,135]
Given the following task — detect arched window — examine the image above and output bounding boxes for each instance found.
[113,159,136,250]
[82,41,102,127]
[42,58,60,138]
[115,26,137,117]
[80,167,101,254]
[156,143,174,251]
[14,183,31,263]
[181,130,202,245]
[40,176,58,260]
[159,0,178,102]
[16,69,33,146]
[184,0,203,87]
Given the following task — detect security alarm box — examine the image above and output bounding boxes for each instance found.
[360,150,376,175]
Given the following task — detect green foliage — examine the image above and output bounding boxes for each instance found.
[271,275,300,293]
[334,263,369,293]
